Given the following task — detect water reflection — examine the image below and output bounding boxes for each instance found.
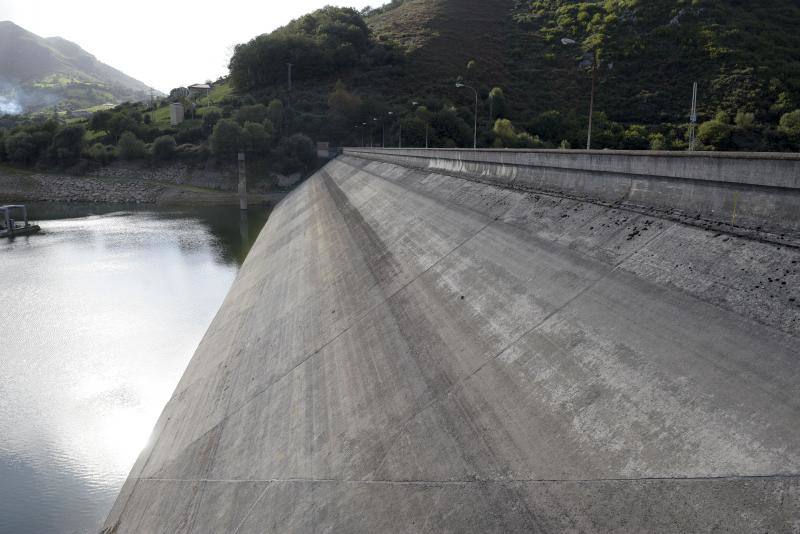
[0,203,270,534]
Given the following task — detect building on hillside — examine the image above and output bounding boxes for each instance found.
[169,102,184,126]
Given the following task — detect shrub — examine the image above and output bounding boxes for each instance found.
[734,111,755,128]
[697,119,732,149]
[202,110,222,134]
[117,131,147,160]
[778,110,800,138]
[620,125,649,150]
[175,127,205,144]
[649,133,668,150]
[152,135,177,160]
[86,143,117,164]
[235,104,269,125]
[175,143,210,161]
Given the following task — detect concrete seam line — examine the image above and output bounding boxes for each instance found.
[232,482,272,534]
[137,474,800,484]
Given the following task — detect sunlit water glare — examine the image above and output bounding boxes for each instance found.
[0,204,268,534]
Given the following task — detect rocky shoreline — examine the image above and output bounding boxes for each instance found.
[0,167,285,206]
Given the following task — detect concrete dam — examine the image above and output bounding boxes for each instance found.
[104,148,800,532]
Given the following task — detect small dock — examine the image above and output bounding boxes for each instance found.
[1,205,41,238]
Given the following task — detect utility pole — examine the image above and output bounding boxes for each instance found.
[238,152,247,211]
[286,63,293,134]
[689,82,698,151]
[586,50,597,150]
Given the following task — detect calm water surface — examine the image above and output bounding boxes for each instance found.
[0,203,269,534]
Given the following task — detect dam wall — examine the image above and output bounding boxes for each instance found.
[344,147,800,240]
[105,152,800,533]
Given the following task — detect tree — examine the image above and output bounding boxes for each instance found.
[778,110,800,138]
[430,108,472,148]
[152,135,177,160]
[90,110,113,133]
[488,87,507,121]
[0,129,6,162]
[328,80,362,142]
[4,132,37,165]
[203,110,222,134]
[236,104,269,125]
[267,99,285,128]
[697,118,732,149]
[48,125,85,166]
[620,125,649,150]
[492,119,542,148]
[117,131,146,160]
[109,113,139,142]
[240,121,273,155]
[210,119,243,160]
[229,7,374,91]
[276,133,316,174]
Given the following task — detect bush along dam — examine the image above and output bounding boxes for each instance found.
[103,148,800,533]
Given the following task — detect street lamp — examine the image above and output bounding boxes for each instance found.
[388,111,401,148]
[373,117,385,147]
[456,82,478,149]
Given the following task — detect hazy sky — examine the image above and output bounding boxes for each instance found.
[0,0,376,93]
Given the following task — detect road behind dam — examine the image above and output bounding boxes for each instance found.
[104,149,799,532]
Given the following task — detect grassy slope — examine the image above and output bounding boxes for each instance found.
[364,0,800,128]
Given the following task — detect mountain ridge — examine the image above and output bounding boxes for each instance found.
[0,20,157,114]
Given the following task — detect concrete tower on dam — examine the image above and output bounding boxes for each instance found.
[104,148,800,532]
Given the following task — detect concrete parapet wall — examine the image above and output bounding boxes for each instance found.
[344,148,800,237]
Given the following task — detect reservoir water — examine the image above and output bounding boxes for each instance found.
[0,203,270,534]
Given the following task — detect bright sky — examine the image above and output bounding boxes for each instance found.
[0,0,377,93]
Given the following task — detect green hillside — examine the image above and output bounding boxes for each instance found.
[0,21,157,115]
[225,0,800,151]
[3,0,800,176]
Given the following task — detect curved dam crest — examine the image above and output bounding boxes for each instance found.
[104,149,800,533]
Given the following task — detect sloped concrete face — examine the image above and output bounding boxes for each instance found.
[104,156,800,533]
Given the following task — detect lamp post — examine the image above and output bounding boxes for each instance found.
[456,82,478,149]
[373,117,384,147]
[388,111,400,148]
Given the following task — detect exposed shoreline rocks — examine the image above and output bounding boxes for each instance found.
[0,166,286,206]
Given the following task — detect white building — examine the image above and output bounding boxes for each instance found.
[169,102,184,126]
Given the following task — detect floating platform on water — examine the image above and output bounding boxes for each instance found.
[1,205,41,238]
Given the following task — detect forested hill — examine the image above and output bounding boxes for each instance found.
[225,0,800,151]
